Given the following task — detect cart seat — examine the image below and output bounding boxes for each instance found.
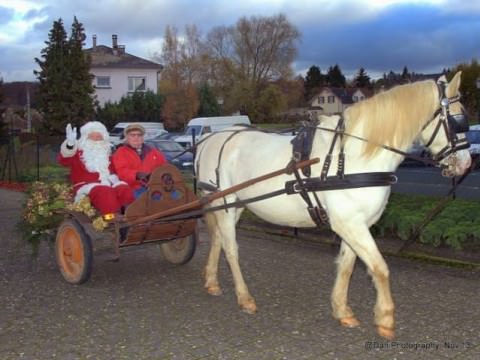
[122,164,197,245]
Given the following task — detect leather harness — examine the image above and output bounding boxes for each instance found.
[195,85,468,229]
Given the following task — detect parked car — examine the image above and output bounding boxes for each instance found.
[466,125,480,167]
[110,122,167,145]
[146,139,193,170]
[153,131,182,141]
[400,142,430,167]
[174,115,251,148]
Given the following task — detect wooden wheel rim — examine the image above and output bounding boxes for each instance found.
[57,226,85,281]
[169,237,187,250]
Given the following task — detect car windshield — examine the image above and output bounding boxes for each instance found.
[184,125,202,136]
[466,130,480,144]
[154,141,185,152]
[110,127,123,135]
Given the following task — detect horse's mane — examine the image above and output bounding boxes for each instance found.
[344,80,439,156]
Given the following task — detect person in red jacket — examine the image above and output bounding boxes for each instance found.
[58,121,134,216]
[112,123,167,198]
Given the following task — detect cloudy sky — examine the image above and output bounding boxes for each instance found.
[1,0,479,83]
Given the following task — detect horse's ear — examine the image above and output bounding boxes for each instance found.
[437,74,447,83]
[446,71,462,97]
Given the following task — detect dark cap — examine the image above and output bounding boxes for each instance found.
[124,123,145,136]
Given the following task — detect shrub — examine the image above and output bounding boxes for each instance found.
[372,193,480,250]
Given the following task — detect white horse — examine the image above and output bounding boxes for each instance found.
[194,72,471,339]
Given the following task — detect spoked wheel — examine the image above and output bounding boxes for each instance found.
[55,219,93,284]
[160,233,196,265]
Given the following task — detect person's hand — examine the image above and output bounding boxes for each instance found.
[66,123,77,146]
[136,172,150,185]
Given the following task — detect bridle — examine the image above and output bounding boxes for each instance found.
[422,81,470,163]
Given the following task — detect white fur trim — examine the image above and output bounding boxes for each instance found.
[60,140,77,157]
[80,121,110,142]
[74,182,102,203]
[112,181,128,187]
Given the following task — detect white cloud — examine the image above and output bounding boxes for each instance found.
[0,0,478,82]
[0,0,47,45]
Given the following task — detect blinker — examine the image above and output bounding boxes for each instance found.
[447,113,469,133]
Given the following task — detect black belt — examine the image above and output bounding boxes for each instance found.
[285,172,397,194]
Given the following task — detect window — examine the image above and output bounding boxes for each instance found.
[318,96,325,104]
[327,96,335,103]
[128,77,146,92]
[353,95,358,102]
[96,76,110,88]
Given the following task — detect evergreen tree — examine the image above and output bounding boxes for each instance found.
[400,66,410,84]
[34,19,71,134]
[68,16,96,125]
[326,64,346,88]
[197,83,221,117]
[34,17,96,135]
[0,77,5,136]
[96,90,165,129]
[304,65,324,100]
[354,67,371,88]
[0,76,3,104]
[452,59,480,121]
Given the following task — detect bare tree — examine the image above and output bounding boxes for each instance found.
[157,14,300,123]
[207,14,300,87]
[158,25,203,128]
[204,14,300,118]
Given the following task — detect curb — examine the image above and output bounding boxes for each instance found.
[238,220,480,270]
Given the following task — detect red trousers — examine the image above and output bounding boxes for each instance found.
[88,185,134,215]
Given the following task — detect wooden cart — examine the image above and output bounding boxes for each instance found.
[55,164,198,284]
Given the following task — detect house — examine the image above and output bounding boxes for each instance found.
[84,35,163,106]
[309,87,371,115]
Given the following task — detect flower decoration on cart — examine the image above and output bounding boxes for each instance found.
[21,181,108,247]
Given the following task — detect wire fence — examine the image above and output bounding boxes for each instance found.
[0,133,65,183]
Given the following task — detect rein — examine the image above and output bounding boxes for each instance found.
[314,124,441,167]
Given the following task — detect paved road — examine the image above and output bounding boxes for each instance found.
[394,166,480,199]
[0,189,479,359]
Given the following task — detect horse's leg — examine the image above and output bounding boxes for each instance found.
[203,208,256,313]
[332,224,395,339]
[203,212,223,296]
[331,240,360,328]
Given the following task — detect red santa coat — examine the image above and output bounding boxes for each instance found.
[58,151,114,193]
[57,149,134,215]
[112,144,167,189]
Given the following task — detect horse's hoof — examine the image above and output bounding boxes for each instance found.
[206,285,222,296]
[377,326,395,340]
[240,301,257,314]
[339,316,360,328]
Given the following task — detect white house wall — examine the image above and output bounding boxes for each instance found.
[92,68,159,106]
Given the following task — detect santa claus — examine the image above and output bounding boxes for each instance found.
[58,121,134,216]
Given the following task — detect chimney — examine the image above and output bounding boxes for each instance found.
[112,34,118,49]
[92,35,97,49]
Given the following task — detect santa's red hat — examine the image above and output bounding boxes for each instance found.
[80,121,109,142]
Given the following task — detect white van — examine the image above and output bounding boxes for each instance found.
[109,122,167,145]
[174,115,251,148]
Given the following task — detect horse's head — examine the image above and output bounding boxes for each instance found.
[418,71,471,177]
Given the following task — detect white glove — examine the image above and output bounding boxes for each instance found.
[66,123,77,146]
[108,174,120,185]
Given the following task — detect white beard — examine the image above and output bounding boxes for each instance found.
[79,138,112,183]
